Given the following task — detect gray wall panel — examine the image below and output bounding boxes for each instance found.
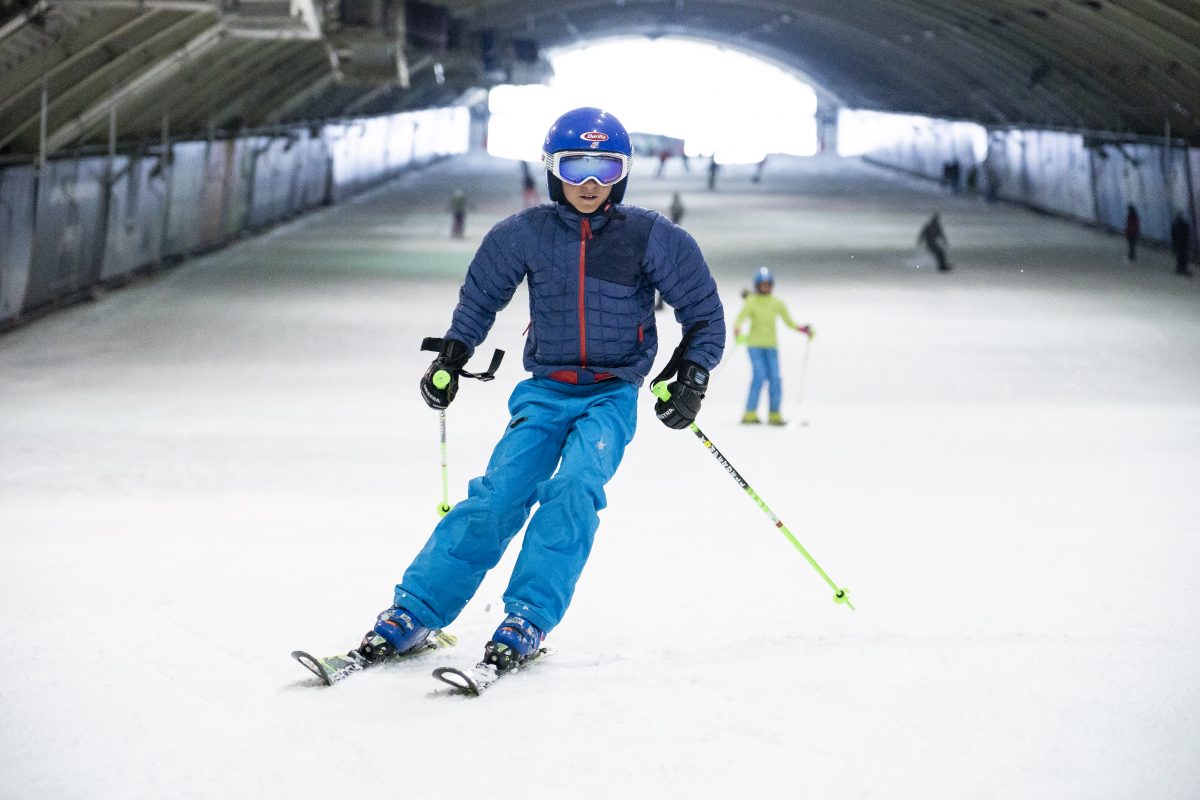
[255,137,302,226]
[1025,132,1095,220]
[26,158,107,310]
[198,140,236,250]
[996,131,1095,220]
[4,107,468,329]
[101,157,167,280]
[295,135,331,211]
[0,166,36,324]
[224,138,258,236]
[247,138,284,229]
[164,142,209,257]
[1091,146,1126,232]
[386,117,416,170]
[1129,144,1170,242]
[1190,150,1200,256]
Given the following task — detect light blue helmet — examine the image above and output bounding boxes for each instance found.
[754,267,774,287]
[542,107,633,204]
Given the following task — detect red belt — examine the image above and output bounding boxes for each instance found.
[548,369,616,385]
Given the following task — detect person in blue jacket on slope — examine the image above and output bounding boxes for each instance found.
[368,107,726,674]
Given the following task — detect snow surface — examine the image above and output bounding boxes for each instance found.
[2,152,1199,799]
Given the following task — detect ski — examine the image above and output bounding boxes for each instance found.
[292,629,456,686]
[432,646,553,696]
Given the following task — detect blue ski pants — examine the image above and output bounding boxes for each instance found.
[395,377,638,634]
[746,347,782,413]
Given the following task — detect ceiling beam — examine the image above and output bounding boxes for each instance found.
[43,20,223,152]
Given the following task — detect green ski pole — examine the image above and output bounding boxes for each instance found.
[420,340,505,518]
[651,381,853,611]
[433,370,453,517]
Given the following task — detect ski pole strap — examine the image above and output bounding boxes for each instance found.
[649,320,709,388]
[462,348,504,382]
[421,337,505,382]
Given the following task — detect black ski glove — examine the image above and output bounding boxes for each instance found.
[420,338,470,409]
[654,360,709,429]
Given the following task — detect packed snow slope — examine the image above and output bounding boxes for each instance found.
[2,152,1198,799]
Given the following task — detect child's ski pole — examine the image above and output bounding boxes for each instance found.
[651,379,853,611]
[432,371,453,517]
[423,339,505,518]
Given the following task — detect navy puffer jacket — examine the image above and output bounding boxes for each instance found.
[445,202,725,386]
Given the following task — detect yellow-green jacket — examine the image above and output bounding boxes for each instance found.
[734,293,799,348]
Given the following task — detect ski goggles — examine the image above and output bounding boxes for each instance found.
[543,151,632,187]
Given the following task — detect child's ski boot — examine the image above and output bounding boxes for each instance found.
[372,605,432,655]
[483,613,545,673]
[741,411,761,424]
[768,411,787,426]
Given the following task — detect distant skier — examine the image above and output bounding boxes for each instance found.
[669,191,685,225]
[656,191,688,310]
[1124,205,1140,261]
[360,108,726,679]
[520,162,537,208]
[734,267,812,426]
[918,212,950,272]
[707,155,719,191]
[1171,212,1192,277]
[752,156,767,184]
[448,190,475,238]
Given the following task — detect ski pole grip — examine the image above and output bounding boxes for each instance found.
[650,381,672,402]
[432,370,451,390]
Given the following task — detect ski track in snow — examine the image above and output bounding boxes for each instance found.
[2,152,1199,799]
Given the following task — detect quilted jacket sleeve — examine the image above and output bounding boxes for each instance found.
[445,214,530,355]
[644,216,726,371]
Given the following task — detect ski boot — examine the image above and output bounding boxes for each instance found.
[768,411,787,426]
[741,411,761,424]
[371,605,432,657]
[483,614,545,673]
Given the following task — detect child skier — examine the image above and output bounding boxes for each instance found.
[361,108,726,678]
[734,267,812,425]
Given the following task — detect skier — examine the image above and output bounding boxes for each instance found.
[370,107,726,678]
[669,191,685,226]
[1124,205,1140,261]
[520,162,537,208]
[1170,212,1192,277]
[734,267,812,426]
[752,156,766,184]
[918,212,950,272]
[448,190,475,238]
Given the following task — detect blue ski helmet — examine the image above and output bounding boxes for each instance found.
[542,107,633,204]
[754,267,775,287]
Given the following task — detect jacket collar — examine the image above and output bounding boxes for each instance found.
[553,202,613,233]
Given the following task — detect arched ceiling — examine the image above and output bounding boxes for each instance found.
[1,0,1197,159]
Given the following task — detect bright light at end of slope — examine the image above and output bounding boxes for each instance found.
[487,37,818,165]
[838,109,988,162]
[487,84,562,162]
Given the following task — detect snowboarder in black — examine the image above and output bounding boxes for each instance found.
[918,213,950,272]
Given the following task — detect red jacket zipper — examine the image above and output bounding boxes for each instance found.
[578,217,593,367]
